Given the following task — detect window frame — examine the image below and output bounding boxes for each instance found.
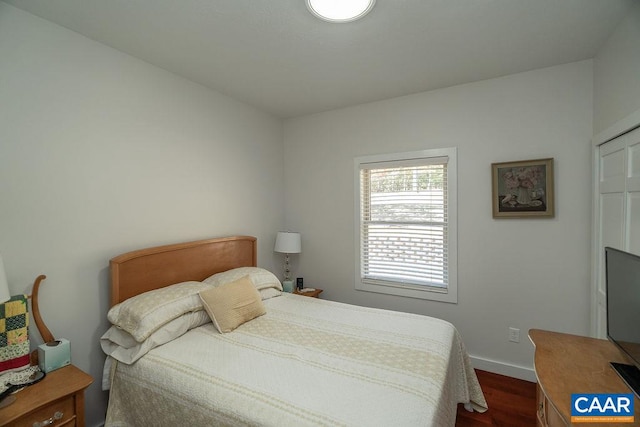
[354,147,457,303]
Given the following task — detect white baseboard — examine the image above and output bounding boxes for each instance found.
[470,355,537,383]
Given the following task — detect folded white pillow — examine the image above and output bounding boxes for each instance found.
[107,281,209,342]
[204,267,282,300]
[101,310,211,364]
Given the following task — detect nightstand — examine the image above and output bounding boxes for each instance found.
[293,288,323,298]
[0,364,93,426]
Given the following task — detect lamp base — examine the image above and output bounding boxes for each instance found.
[282,280,294,293]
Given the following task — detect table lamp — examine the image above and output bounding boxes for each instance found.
[274,232,301,292]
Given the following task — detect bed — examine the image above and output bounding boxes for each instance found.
[102,235,487,426]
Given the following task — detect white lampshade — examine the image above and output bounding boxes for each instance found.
[0,253,11,303]
[274,232,302,254]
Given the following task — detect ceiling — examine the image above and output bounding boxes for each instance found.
[4,0,634,118]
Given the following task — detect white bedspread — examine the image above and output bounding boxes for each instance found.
[105,294,487,426]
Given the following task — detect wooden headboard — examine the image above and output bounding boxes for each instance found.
[109,235,257,307]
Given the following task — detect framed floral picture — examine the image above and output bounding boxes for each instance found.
[491,158,554,218]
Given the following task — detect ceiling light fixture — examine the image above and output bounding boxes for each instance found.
[306,0,375,23]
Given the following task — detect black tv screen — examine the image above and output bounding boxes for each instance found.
[605,247,640,397]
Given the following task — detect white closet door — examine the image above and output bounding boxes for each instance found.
[595,138,626,338]
[628,136,640,255]
[594,126,640,338]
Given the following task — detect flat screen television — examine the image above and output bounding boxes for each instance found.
[605,247,640,398]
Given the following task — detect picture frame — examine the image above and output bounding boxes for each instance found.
[491,158,554,218]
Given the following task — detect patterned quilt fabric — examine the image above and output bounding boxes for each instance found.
[0,295,30,372]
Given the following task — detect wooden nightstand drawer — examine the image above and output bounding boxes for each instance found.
[9,395,75,427]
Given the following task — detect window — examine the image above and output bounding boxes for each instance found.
[354,148,457,303]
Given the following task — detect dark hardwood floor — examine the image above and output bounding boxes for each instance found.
[456,370,537,427]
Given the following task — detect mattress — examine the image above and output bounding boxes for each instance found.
[104,293,487,426]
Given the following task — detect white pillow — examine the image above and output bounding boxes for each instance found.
[107,281,210,342]
[258,287,282,300]
[203,267,282,299]
[101,310,211,364]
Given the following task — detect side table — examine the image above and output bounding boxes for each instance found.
[0,364,93,426]
[293,288,323,298]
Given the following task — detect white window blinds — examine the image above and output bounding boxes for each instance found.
[359,156,449,291]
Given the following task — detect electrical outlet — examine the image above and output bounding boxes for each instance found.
[508,327,520,343]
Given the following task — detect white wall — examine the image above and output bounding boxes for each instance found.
[0,4,284,425]
[4,0,635,422]
[594,2,640,136]
[283,60,593,380]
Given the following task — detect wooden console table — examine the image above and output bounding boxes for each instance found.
[529,329,640,426]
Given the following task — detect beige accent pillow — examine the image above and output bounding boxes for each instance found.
[199,276,266,333]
